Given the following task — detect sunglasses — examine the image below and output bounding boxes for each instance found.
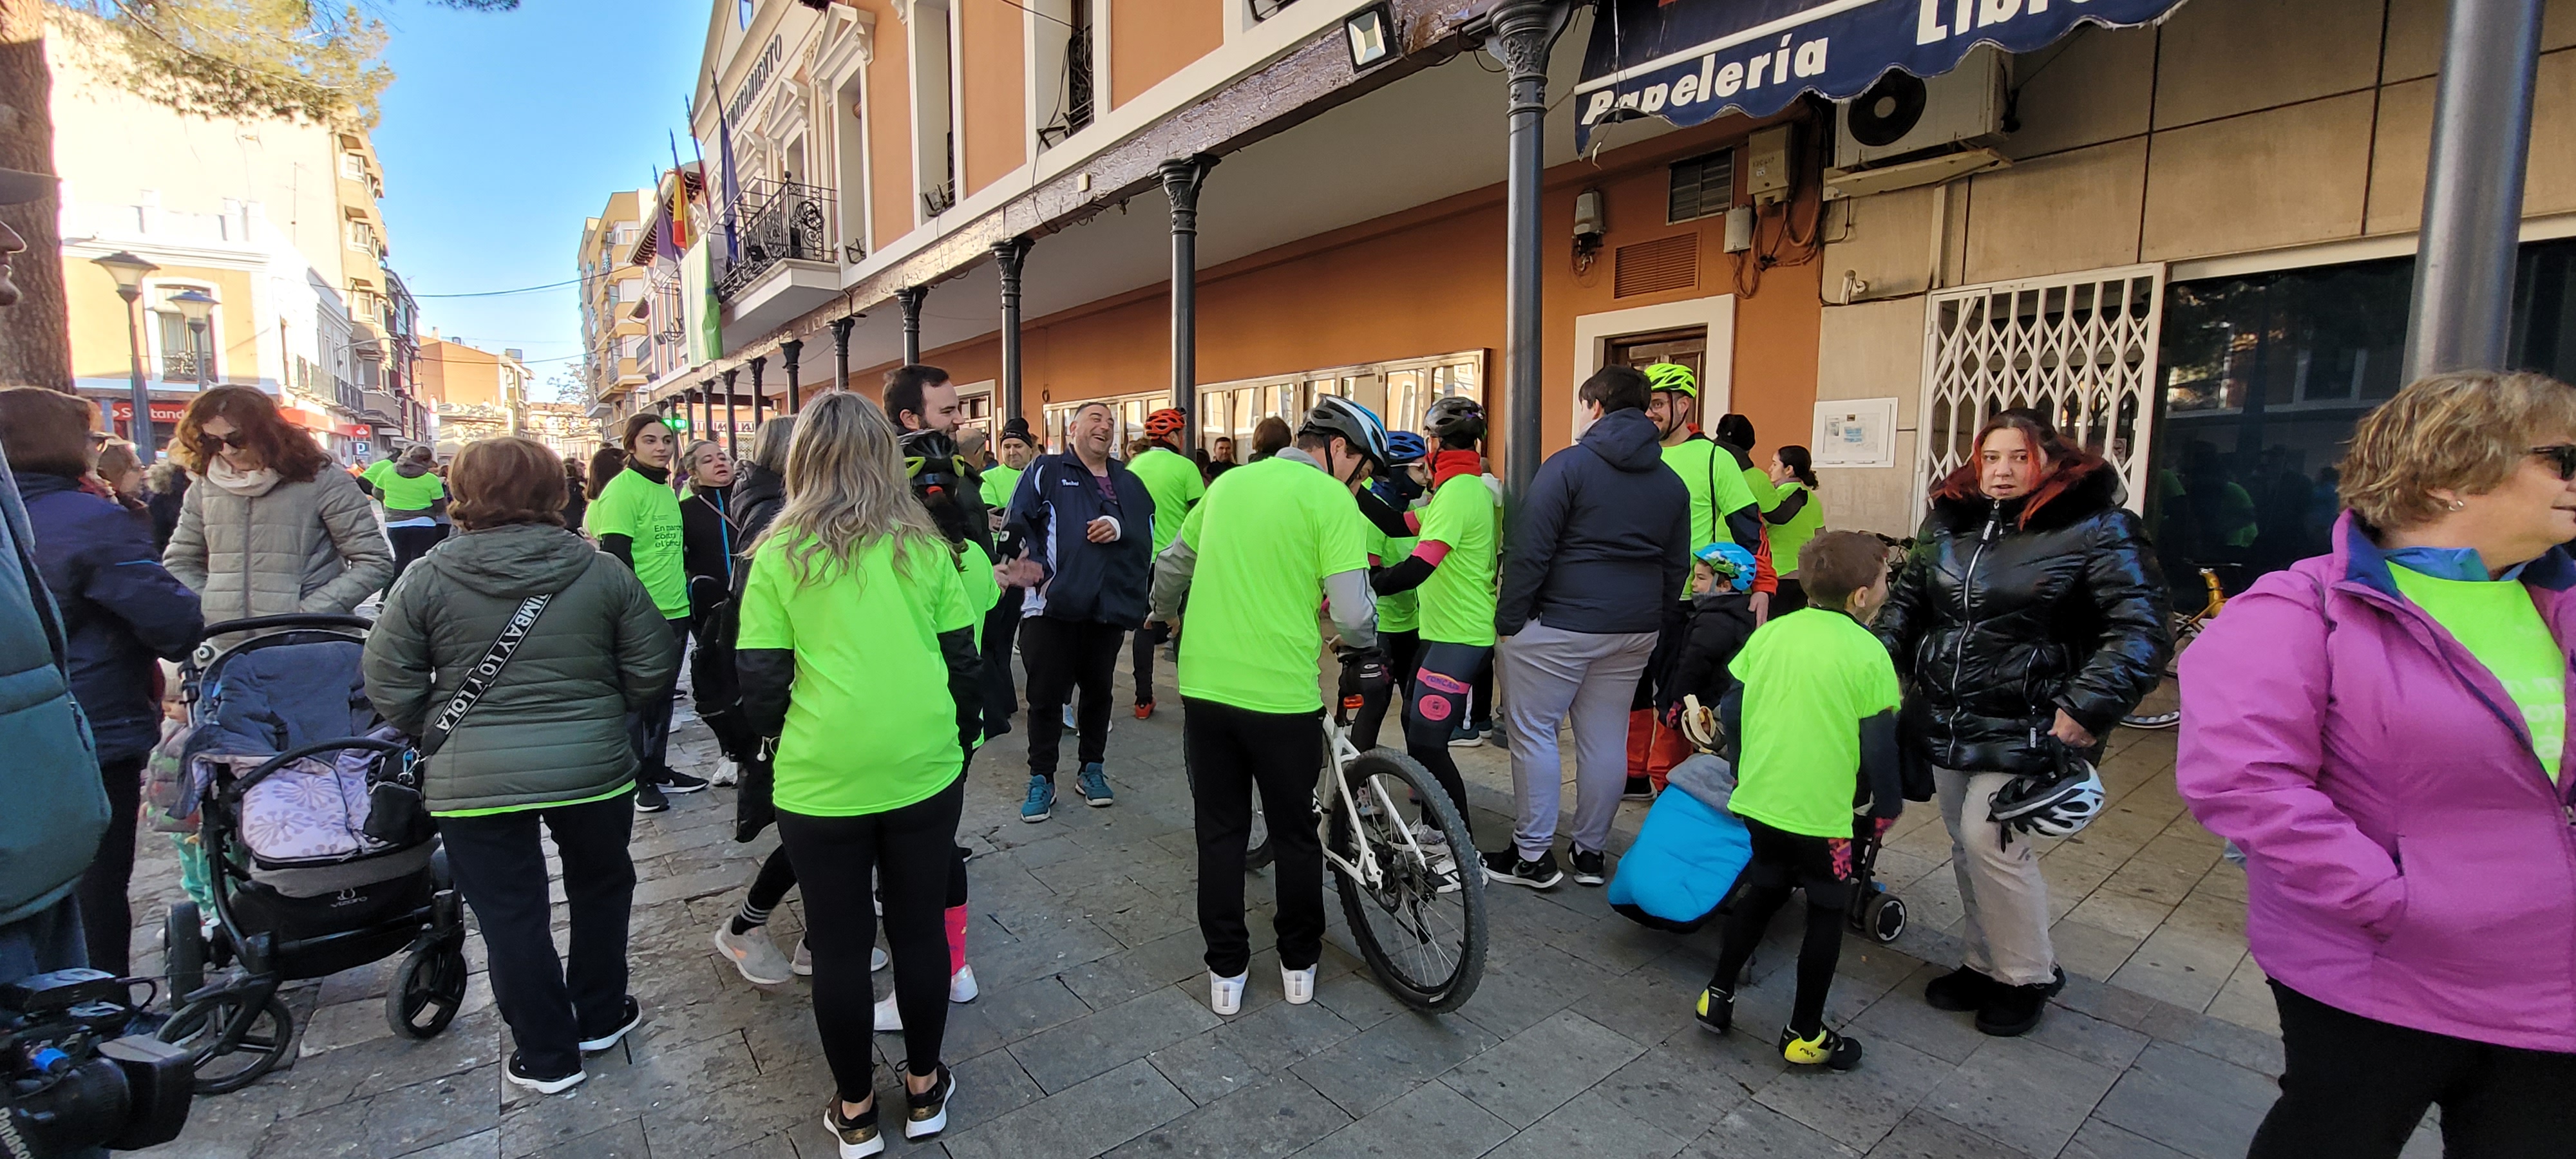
[196,431,248,453]
[2536,445,2576,482]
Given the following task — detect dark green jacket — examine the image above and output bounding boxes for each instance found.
[363,522,678,814]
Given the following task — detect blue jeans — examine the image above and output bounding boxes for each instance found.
[0,894,88,979]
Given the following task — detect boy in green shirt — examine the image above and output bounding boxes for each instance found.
[1694,531,1904,1072]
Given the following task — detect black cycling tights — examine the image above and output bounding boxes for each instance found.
[1709,820,1849,1039]
[1401,641,1487,840]
[776,777,965,1098]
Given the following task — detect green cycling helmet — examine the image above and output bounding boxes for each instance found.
[1643,362,1698,397]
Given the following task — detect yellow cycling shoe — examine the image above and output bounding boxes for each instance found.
[1778,1026,1864,1071]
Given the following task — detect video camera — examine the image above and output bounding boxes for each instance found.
[1,970,191,1157]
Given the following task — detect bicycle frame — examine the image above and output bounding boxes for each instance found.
[1313,700,1435,892]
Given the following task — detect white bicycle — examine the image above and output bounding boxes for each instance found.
[1311,693,1488,1012]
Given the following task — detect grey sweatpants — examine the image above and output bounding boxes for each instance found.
[1936,765,2059,986]
[1497,620,1658,861]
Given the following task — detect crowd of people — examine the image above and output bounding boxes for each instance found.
[6,299,2576,1154]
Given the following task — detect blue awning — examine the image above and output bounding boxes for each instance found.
[1573,0,2194,150]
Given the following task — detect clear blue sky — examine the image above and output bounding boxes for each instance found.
[372,1,708,399]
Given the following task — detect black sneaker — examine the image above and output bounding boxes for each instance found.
[578,995,643,1053]
[1974,968,2065,1037]
[1480,848,1564,889]
[825,1096,885,1158]
[1694,985,1733,1035]
[658,769,710,795]
[902,1062,954,1140]
[504,1051,586,1095]
[1569,847,1607,887]
[633,781,668,814]
[1779,1026,1864,1071]
[1621,777,1655,801]
[1923,965,2002,1012]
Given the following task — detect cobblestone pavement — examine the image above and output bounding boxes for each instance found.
[128,655,2432,1159]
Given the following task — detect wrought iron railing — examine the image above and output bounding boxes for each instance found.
[162,350,205,381]
[714,178,836,302]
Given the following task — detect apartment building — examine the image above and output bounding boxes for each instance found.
[578,189,658,434]
[418,336,532,453]
[652,0,2576,607]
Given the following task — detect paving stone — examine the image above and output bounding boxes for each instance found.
[1290,1010,1502,1118]
[2061,1118,2194,1159]
[938,975,1096,1062]
[1009,985,1225,1093]
[1589,1041,1754,1142]
[1680,1100,1866,1158]
[1749,1032,1951,1152]
[1920,1035,2120,1158]
[1479,1095,1694,1159]
[497,1031,769,1157]
[1146,995,1362,1104]
[1442,1009,1647,1127]
[1293,1075,1515,1159]
[1061,928,1215,1009]
[1865,1108,2035,1158]
[2022,1001,2152,1071]
[1455,942,1620,1039]
[1106,1071,1352,1158]
[943,1048,1050,1136]
[2092,1042,2278,1159]
[1848,968,1987,1064]
[520,1118,644,1159]
[1308,968,1410,1032]
[399,1127,502,1158]
[255,1062,499,1159]
[941,1057,1197,1159]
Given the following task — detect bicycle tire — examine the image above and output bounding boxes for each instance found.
[2120,616,2202,731]
[1327,748,1486,1013]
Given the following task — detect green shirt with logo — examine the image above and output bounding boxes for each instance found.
[1414,474,1499,647]
[1726,608,1903,838]
[1173,456,1371,714]
[585,468,689,619]
[2392,565,2567,783]
[1126,446,1205,557]
[736,532,974,816]
[980,463,1024,516]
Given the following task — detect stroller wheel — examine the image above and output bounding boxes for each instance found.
[388,941,469,1039]
[160,991,293,1095]
[1861,893,1907,945]
[164,903,205,1002]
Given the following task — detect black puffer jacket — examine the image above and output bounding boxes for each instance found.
[1874,460,2170,777]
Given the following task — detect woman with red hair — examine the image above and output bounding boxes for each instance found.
[162,385,393,621]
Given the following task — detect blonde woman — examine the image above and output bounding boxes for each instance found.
[735,393,976,1153]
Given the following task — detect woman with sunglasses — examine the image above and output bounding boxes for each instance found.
[2179,370,2576,1156]
[163,385,393,623]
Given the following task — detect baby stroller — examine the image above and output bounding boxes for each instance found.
[151,614,468,1093]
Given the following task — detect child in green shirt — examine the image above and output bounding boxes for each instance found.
[1694,531,1904,1071]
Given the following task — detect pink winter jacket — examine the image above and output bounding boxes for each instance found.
[2178,513,2576,1053]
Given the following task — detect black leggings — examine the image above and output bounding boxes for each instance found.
[775,778,965,1097]
[1468,649,1494,728]
[1401,641,1484,840]
[75,756,144,975]
[626,615,691,783]
[1351,630,1419,750]
[980,588,1025,737]
[2251,981,2576,1158]
[743,842,970,920]
[1131,621,1170,706]
[1185,698,1325,977]
[1709,818,1850,1039]
[1021,616,1123,777]
[690,615,752,762]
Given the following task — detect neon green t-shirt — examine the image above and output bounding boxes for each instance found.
[1370,515,1420,635]
[373,467,445,512]
[1414,474,1499,647]
[2392,565,2566,782]
[956,538,1001,648]
[1771,480,1824,577]
[1662,437,1759,558]
[585,468,689,618]
[981,463,1024,515]
[735,532,974,816]
[1726,608,1904,838]
[1741,458,1781,514]
[1126,446,1206,557]
[1173,456,1371,714]
[361,458,393,488]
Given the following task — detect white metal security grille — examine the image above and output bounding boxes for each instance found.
[1915,265,2164,514]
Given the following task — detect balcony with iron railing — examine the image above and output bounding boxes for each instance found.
[713,178,838,305]
[161,350,205,381]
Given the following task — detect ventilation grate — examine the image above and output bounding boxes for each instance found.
[1668,149,1734,223]
[1614,234,1700,297]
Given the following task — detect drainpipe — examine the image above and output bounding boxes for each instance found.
[897,286,928,365]
[1160,156,1218,455]
[994,236,1033,434]
[1489,0,1572,502]
[2402,0,2544,379]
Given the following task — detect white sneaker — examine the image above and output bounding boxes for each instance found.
[875,990,902,1032]
[1209,971,1246,1015]
[1282,965,1317,1005]
[714,923,795,985]
[950,964,979,1003]
[794,939,813,976]
[710,759,739,787]
[871,945,889,972]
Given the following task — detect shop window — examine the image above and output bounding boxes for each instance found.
[1668,150,1734,224]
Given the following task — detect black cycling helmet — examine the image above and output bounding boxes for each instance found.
[898,429,969,495]
[1298,396,1392,466]
[1422,395,1487,444]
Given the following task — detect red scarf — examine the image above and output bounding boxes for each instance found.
[1431,449,1482,489]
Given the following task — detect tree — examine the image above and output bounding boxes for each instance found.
[0,1,68,390]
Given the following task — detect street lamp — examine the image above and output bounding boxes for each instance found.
[92,251,158,461]
[168,288,217,390]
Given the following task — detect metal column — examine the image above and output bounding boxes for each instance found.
[831,316,857,395]
[782,339,804,413]
[994,237,1033,435]
[2403,0,2546,380]
[1160,156,1218,453]
[750,355,767,433]
[1490,0,1569,500]
[723,368,740,456]
[897,286,927,365]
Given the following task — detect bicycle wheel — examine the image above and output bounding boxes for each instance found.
[1328,749,1486,1012]
[2119,616,2201,730]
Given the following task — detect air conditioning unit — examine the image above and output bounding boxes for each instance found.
[1833,46,2008,171]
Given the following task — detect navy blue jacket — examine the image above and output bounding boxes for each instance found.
[1495,408,1691,637]
[0,453,108,928]
[18,471,204,764]
[1003,453,1155,628]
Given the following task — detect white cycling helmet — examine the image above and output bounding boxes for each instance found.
[1989,748,2105,842]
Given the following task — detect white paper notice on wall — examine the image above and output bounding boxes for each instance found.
[1811,398,1898,469]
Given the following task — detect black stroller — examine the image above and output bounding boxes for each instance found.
[153,614,468,1093]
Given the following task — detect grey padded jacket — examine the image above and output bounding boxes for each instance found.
[362,522,679,814]
[164,467,395,620]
